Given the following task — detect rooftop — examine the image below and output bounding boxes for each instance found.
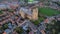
[0,2,19,10]
[20,7,32,15]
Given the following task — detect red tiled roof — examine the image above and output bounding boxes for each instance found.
[3,32,6,34]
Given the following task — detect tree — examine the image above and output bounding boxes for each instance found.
[15,27,23,34]
[2,23,8,30]
[46,20,60,34]
[0,10,3,14]
[53,2,60,6]
[24,0,28,3]
[8,9,14,12]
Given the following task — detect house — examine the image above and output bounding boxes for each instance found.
[4,29,11,34]
[22,23,28,30]
[3,32,6,34]
[12,31,18,34]
[29,31,34,34]
[19,5,38,20]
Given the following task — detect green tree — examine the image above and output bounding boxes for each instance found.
[0,10,3,14]
[15,27,23,34]
[2,23,8,30]
[8,9,14,12]
[46,20,60,34]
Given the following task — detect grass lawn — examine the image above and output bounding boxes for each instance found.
[38,7,60,16]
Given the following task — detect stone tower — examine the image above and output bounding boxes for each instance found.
[31,6,38,20]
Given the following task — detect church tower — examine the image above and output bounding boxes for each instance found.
[32,6,38,20]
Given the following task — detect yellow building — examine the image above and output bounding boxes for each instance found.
[19,5,38,20]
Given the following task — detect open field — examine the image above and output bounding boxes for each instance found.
[38,7,60,16]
